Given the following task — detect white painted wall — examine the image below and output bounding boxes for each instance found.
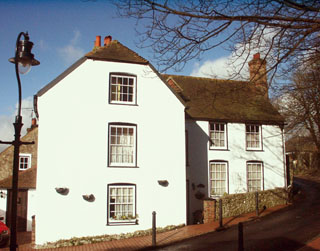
[186,120,286,222]
[0,190,6,222]
[36,60,186,244]
[27,189,36,231]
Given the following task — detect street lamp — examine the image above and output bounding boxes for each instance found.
[1,32,39,250]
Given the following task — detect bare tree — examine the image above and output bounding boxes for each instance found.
[114,0,320,82]
[279,59,320,161]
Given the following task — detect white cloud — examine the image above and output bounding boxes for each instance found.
[191,53,250,80]
[190,27,280,80]
[58,30,85,66]
[191,56,234,79]
[0,97,34,153]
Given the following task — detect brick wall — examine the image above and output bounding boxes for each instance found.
[203,199,215,223]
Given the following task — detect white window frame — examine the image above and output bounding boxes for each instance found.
[107,184,137,225]
[209,123,227,150]
[247,162,264,192]
[246,124,262,150]
[209,161,228,197]
[108,124,137,167]
[109,74,136,104]
[19,153,31,171]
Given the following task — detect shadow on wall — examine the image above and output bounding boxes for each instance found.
[186,121,209,224]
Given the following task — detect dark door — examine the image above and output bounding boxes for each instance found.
[186,179,190,225]
[6,190,28,232]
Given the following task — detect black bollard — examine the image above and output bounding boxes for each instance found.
[152,211,156,246]
[219,198,223,228]
[216,198,225,231]
[238,222,244,251]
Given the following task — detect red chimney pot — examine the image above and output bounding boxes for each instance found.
[253,53,260,60]
[95,36,101,47]
[32,118,37,127]
[104,36,112,46]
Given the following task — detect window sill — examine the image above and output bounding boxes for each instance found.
[209,148,229,151]
[107,220,138,226]
[246,149,264,152]
[108,165,139,168]
[109,102,138,106]
[210,195,223,199]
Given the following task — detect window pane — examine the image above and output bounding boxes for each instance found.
[210,123,226,148]
[19,155,30,170]
[210,162,227,196]
[110,75,136,103]
[109,125,136,166]
[109,186,135,222]
[246,125,261,149]
[247,163,262,192]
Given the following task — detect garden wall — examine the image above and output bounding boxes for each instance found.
[204,187,290,221]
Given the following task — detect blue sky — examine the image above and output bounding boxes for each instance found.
[0,0,234,150]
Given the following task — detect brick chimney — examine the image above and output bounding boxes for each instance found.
[104,35,112,46]
[27,118,38,132]
[248,53,268,98]
[94,36,101,47]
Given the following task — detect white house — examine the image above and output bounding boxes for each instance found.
[162,53,286,223]
[34,36,187,244]
[4,35,286,244]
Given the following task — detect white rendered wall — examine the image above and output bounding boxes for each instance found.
[0,190,6,222]
[27,189,36,231]
[186,120,286,221]
[36,60,186,244]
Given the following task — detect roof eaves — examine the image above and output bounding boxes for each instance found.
[186,116,285,125]
[85,56,149,65]
[36,57,87,97]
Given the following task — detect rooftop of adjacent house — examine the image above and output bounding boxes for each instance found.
[162,74,285,124]
[0,167,37,189]
[85,35,149,65]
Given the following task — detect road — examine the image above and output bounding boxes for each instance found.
[157,177,320,251]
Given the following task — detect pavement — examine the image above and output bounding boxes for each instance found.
[3,203,319,251]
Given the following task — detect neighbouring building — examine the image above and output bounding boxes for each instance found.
[0,119,38,232]
[162,58,286,222]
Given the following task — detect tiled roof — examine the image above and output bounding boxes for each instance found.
[37,40,150,97]
[0,167,37,189]
[85,40,149,65]
[162,74,284,124]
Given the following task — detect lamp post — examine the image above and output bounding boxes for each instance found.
[0,32,39,251]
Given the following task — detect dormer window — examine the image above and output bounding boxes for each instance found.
[109,73,136,104]
[19,154,31,170]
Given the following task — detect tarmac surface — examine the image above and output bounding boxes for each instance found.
[1,176,320,250]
